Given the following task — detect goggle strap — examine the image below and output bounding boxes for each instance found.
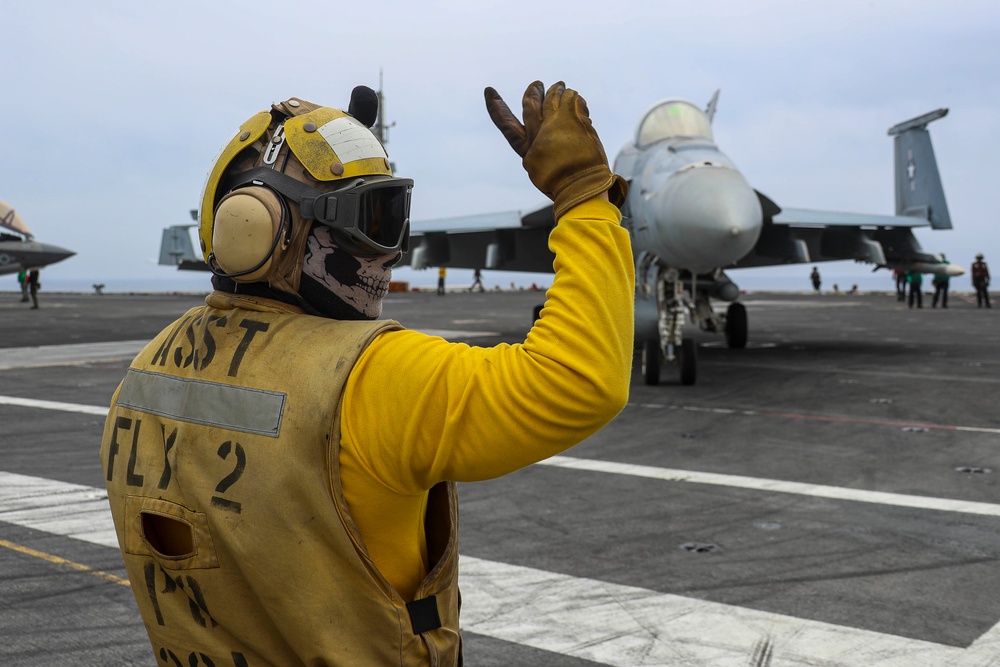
[219,168,326,218]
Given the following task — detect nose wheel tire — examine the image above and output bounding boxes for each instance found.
[725,302,748,349]
[642,339,660,386]
[679,338,697,385]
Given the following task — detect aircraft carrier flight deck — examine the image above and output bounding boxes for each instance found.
[0,288,997,666]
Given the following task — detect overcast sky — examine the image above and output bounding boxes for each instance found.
[3,0,998,291]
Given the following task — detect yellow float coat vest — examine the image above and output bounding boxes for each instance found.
[101,297,462,666]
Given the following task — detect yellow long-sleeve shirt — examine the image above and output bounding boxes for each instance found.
[340,198,635,599]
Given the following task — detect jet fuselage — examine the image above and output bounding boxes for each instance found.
[614,100,762,276]
[0,201,75,274]
[0,239,76,275]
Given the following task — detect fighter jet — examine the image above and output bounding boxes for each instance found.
[398,95,959,386]
[0,200,76,275]
[157,94,958,387]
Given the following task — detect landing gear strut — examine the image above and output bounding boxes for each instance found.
[643,269,697,386]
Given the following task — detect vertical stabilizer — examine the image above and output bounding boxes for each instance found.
[159,225,198,266]
[888,109,951,229]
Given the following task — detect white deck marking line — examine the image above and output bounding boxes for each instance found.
[459,556,1000,666]
[0,395,109,416]
[0,328,498,371]
[629,402,1000,436]
[0,473,119,548]
[0,340,148,369]
[539,456,1000,517]
[2,471,997,666]
[4,397,998,516]
[697,361,1000,384]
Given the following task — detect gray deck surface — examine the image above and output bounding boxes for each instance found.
[0,287,997,666]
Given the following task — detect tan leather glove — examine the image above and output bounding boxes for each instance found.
[485,81,627,220]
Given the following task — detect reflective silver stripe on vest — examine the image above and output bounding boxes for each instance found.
[117,369,285,437]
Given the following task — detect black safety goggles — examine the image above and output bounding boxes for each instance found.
[222,167,412,258]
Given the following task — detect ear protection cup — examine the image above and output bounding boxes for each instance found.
[211,186,288,282]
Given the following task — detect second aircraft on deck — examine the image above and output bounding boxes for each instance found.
[0,200,76,276]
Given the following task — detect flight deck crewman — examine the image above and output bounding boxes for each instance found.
[931,254,950,308]
[100,81,632,666]
[972,253,991,308]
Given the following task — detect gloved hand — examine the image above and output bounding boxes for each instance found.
[485,81,627,220]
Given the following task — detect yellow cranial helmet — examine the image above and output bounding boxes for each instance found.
[198,93,410,291]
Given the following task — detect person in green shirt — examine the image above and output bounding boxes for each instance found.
[907,269,923,309]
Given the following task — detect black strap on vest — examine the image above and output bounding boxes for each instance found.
[406,595,442,634]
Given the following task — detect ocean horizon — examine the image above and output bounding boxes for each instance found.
[6,265,935,296]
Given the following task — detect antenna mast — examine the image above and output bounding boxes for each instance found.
[375,68,397,171]
[375,68,396,146]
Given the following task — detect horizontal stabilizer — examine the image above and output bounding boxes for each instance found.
[887,109,947,137]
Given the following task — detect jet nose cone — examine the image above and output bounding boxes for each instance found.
[26,241,75,268]
[42,243,75,262]
[654,166,762,273]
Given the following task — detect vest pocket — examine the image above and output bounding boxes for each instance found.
[124,495,220,569]
[141,511,194,558]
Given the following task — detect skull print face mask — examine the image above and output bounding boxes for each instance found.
[300,224,400,320]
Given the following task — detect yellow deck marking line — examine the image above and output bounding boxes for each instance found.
[0,538,131,587]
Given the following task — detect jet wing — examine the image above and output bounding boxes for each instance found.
[159,205,562,274]
[731,195,943,270]
[773,208,929,229]
[400,204,557,273]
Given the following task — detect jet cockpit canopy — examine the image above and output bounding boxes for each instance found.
[636,100,714,148]
[0,200,33,240]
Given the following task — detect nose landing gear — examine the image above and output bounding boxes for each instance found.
[725,301,747,349]
[642,336,697,386]
[642,269,698,386]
